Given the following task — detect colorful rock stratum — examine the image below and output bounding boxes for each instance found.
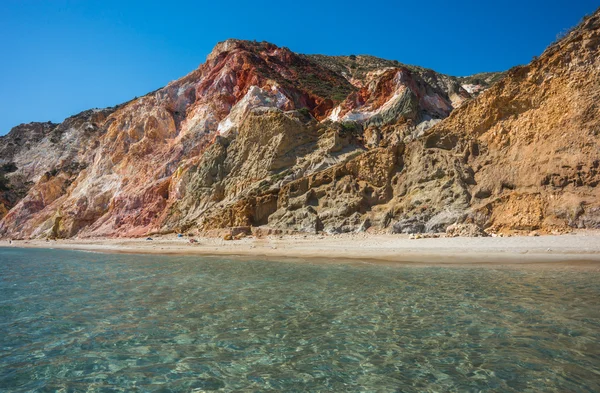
[1,9,599,239]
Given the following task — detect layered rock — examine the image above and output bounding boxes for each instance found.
[457,72,505,98]
[192,10,600,236]
[433,11,600,233]
[1,9,598,239]
[0,109,115,220]
[311,54,487,138]
[0,40,357,238]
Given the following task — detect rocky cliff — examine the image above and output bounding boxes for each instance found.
[1,9,598,239]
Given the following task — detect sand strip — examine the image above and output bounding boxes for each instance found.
[3,232,600,269]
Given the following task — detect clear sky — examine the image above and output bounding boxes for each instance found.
[0,0,597,135]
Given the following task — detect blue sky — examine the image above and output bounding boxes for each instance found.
[0,0,597,135]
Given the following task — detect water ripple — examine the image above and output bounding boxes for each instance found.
[0,248,599,392]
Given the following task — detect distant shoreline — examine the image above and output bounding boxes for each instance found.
[3,232,600,270]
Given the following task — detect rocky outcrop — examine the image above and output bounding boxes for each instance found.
[197,10,600,236]
[445,223,489,237]
[0,40,359,239]
[313,54,481,138]
[1,9,598,239]
[457,72,505,98]
[421,11,600,233]
[0,122,59,217]
[0,109,115,220]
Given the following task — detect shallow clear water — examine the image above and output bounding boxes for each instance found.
[0,248,599,392]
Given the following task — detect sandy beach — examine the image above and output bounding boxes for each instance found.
[2,231,600,269]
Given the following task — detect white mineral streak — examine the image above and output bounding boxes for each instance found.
[217,86,291,135]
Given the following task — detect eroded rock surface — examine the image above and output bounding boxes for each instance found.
[1,10,599,238]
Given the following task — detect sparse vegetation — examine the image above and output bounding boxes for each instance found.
[0,174,9,191]
[331,92,349,102]
[340,121,362,136]
[297,107,311,118]
[294,72,354,103]
[0,162,17,192]
[457,71,506,87]
[549,12,593,48]
[1,163,17,173]
[309,54,450,83]
[50,129,62,144]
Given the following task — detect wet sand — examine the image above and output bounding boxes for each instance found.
[2,232,600,269]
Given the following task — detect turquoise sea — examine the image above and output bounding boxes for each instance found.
[0,247,599,392]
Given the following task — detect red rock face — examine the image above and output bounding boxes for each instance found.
[193,40,355,119]
[329,67,465,124]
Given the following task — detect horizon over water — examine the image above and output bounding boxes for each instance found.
[1,247,599,392]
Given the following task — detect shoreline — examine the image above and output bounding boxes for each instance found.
[3,232,600,269]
